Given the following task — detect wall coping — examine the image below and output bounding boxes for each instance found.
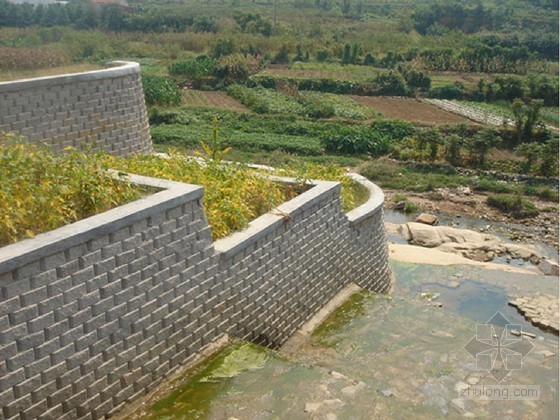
[0,61,140,93]
[214,179,340,260]
[0,169,385,274]
[0,173,203,275]
[346,173,385,225]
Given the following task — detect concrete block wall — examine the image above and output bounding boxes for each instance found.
[0,173,391,419]
[0,61,152,157]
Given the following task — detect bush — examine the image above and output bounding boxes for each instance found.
[142,75,182,106]
[429,84,464,99]
[321,126,390,156]
[0,139,142,247]
[374,71,410,96]
[213,54,261,84]
[0,47,69,70]
[168,56,215,79]
[104,153,289,240]
[487,194,539,219]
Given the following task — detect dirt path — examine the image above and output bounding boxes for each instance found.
[347,95,474,125]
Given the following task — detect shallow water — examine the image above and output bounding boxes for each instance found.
[384,208,559,263]
[139,260,559,420]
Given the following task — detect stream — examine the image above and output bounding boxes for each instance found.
[128,212,559,420]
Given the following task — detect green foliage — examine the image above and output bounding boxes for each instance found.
[375,71,410,96]
[429,83,463,99]
[213,54,261,85]
[511,99,544,144]
[487,194,539,219]
[168,56,215,79]
[517,137,560,177]
[278,162,360,211]
[104,152,289,240]
[360,160,465,192]
[320,126,390,156]
[464,129,500,167]
[142,75,181,106]
[197,115,231,163]
[151,123,323,156]
[0,138,142,247]
[232,11,273,36]
[227,85,305,115]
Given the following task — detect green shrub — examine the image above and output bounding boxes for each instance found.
[104,153,290,240]
[321,126,390,156]
[375,71,410,96]
[168,56,215,78]
[142,75,182,106]
[487,194,539,218]
[429,84,463,99]
[0,139,142,247]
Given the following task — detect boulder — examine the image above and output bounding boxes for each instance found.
[403,222,499,248]
[416,213,439,225]
[538,259,560,277]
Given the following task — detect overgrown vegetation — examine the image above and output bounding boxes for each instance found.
[0,138,143,247]
[487,194,540,219]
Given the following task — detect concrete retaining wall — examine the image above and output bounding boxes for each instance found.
[0,173,391,419]
[0,61,152,157]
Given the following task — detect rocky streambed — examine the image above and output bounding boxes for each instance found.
[120,208,558,419]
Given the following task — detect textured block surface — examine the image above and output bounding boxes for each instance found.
[0,173,391,419]
[0,61,152,157]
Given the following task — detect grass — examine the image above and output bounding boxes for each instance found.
[260,62,383,83]
[359,159,559,200]
[487,194,540,218]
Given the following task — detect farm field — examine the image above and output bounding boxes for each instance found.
[182,90,250,112]
[428,99,559,130]
[347,95,473,125]
[258,63,381,83]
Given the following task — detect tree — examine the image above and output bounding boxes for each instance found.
[511,99,544,144]
[341,43,351,65]
[465,129,500,167]
[416,128,442,162]
[375,71,409,96]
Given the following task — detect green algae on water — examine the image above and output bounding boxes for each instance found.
[147,342,269,419]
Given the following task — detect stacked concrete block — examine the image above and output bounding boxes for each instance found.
[0,173,391,419]
[0,61,152,157]
[0,176,216,419]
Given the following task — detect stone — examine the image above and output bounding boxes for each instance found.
[329,371,348,380]
[416,213,439,226]
[380,389,393,397]
[539,350,555,358]
[304,402,321,413]
[394,201,406,210]
[466,376,479,385]
[430,302,443,308]
[341,386,359,397]
[509,330,521,337]
[538,260,560,277]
